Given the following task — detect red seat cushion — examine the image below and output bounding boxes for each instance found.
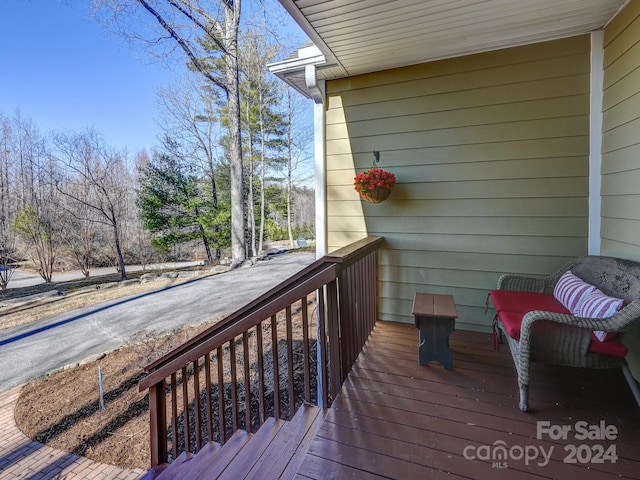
[588,333,628,357]
[489,290,569,315]
[496,310,527,340]
[489,290,571,340]
[489,290,571,341]
[489,290,628,358]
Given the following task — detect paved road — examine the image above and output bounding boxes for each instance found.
[7,262,201,289]
[0,253,315,393]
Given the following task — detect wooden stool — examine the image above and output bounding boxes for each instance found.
[412,292,457,369]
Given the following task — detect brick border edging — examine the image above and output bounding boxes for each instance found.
[0,385,146,480]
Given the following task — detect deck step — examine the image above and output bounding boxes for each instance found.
[182,429,250,480]
[152,404,326,480]
[216,417,287,480]
[154,450,194,480]
[245,404,327,480]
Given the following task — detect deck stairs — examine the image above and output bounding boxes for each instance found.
[144,403,325,480]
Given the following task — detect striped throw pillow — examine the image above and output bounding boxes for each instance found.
[577,291,625,318]
[576,290,625,342]
[553,271,597,314]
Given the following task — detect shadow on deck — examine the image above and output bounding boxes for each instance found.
[145,320,640,479]
[294,321,640,480]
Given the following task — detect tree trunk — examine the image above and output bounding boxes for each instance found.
[225,3,246,267]
[246,100,256,258]
[287,162,294,249]
[286,93,294,249]
[194,204,213,263]
[112,220,127,280]
[208,163,221,262]
[201,223,213,263]
[258,90,266,255]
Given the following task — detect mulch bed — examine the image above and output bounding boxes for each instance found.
[14,299,318,470]
[14,323,214,470]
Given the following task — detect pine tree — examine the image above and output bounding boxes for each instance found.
[138,141,230,261]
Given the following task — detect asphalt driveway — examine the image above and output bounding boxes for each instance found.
[0,253,315,393]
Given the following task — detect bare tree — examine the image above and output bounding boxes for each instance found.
[157,75,223,183]
[10,113,44,213]
[94,0,246,266]
[8,115,62,283]
[278,85,313,248]
[238,29,282,255]
[156,75,226,261]
[0,116,11,234]
[129,150,158,268]
[0,116,16,289]
[13,204,58,282]
[59,187,99,278]
[52,130,131,280]
[0,113,58,286]
[0,237,17,290]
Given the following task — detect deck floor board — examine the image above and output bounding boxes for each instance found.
[296,321,640,480]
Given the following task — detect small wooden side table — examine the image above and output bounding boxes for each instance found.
[412,292,458,369]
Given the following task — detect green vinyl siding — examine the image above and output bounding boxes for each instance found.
[602,0,640,383]
[325,36,591,331]
[602,0,640,261]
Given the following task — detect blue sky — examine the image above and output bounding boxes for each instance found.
[0,1,176,153]
[0,1,307,154]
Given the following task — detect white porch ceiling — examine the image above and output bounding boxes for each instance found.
[274,0,628,93]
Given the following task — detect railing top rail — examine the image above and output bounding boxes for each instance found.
[143,257,327,373]
[139,236,383,391]
[323,236,383,269]
[139,262,337,391]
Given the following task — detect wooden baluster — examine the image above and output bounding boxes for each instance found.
[363,254,370,332]
[230,339,239,432]
[358,260,366,357]
[271,314,280,420]
[193,359,202,450]
[357,260,365,357]
[286,305,295,418]
[256,323,266,423]
[370,251,378,333]
[170,373,178,460]
[327,279,342,399]
[339,266,354,376]
[363,253,370,337]
[204,353,213,443]
[302,295,311,402]
[243,331,252,430]
[217,346,226,444]
[317,287,329,407]
[181,366,190,453]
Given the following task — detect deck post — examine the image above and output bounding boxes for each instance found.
[149,380,168,467]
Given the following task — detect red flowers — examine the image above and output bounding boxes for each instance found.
[354,168,396,195]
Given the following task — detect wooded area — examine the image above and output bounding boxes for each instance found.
[0,0,315,290]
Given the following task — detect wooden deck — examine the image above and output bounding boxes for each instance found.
[294,321,640,480]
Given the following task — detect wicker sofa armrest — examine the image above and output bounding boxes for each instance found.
[515,304,640,409]
[522,301,640,333]
[519,311,593,359]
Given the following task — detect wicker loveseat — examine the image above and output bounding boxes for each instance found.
[488,256,640,412]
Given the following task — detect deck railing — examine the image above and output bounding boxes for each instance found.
[138,236,384,468]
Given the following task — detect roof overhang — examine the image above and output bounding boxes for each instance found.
[271,0,629,98]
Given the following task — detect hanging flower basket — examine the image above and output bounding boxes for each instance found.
[354,167,396,204]
[362,187,392,204]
